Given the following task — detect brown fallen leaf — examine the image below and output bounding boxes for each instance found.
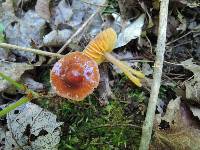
[152,97,200,150]
[181,58,200,104]
[35,0,51,21]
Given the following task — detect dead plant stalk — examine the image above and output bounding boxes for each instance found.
[139,0,169,149]
[0,43,63,58]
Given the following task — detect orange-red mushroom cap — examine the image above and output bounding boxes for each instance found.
[50,52,100,101]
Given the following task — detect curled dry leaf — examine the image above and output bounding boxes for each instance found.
[1,102,63,150]
[152,97,200,150]
[189,106,200,120]
[116,14,145,48]
[35,0,51,21]
[43,29,73,46]
[142,63,153,76]
[21,75,44,91]
[181,58,200,104]
[54,0,73,26]
[0,61,33,92]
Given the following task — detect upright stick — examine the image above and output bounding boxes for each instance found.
[139,0,169,149]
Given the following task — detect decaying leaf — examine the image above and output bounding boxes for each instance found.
[1,0,46,62]
[1,102,63,150]
[116,14,145,48]
[177,10,187,33]
[43,29,73,46]
[0,22,15,61]
[189,106,200,120]
[68,0,106,29]
[0,128,6,149]
[35,0,51,21]
[153,97,200,150]
[0,61,33,92]
[102,13,122,34]
[112,51,139,73]
[53,0,73,26]
[142,63,153,76]
[181,58,200,104]
[172,0,200,8]
[21,75,44,91]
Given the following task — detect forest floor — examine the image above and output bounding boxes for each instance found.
[1,0,200,149]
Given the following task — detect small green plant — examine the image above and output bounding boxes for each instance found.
[0,72,39,117]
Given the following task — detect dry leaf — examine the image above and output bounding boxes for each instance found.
[142,63,153,76]
[1,0,46,62]
[43,29,73,46]
[35,0,51,21]
[2,102,63,149]
[152,97,200,150]
[116,14,145,48]
[54,0,73,26]
[189,106,200,120]
[0,61,33,92]
[181,58,200,104]
[21,75,44,91]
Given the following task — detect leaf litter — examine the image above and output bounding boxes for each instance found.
[153,97,200,150]
[1,0,200,149]
[0,102,62,149]
[1,0,46,62]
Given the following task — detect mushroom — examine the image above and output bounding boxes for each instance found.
[83,28,145,87]
[50,52,100,101]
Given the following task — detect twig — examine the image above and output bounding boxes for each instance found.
[139,0,169,149]
[57,9,100,53]
[80,0,108,7]
[47,8,101,65]
[0,43,63,58]
[166,31,192,46]
[47,11,99,63]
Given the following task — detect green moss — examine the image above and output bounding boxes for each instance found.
[102,0,119,14]
[37,94,142,149]
[57,98,141,149]
[36,72,146,149]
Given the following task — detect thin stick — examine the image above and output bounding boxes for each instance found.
[166,31,192,46]
[0,43,63,58]
[139,0,169,149]
[58,9,100,54]
[47,9,101,64]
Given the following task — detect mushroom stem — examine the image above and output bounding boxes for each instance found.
[104,52,144,87]
[0,43,63,58]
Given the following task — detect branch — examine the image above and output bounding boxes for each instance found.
[0,43,63,58]
[139,0,169,149]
